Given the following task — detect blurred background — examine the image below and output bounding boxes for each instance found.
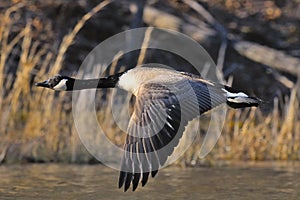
[0,0,299,198]
[1,0,299,163]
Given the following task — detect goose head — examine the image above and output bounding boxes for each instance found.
[35,75,74,91]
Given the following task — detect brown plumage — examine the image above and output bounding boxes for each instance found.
[36,67,260,191]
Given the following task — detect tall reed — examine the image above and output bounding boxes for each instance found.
[0,1,111,163]
[0,1,299,164]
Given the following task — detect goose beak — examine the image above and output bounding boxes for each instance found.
[35,80,51,88]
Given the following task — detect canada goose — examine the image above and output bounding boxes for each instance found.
[36,67,260,191]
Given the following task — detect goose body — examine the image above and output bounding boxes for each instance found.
[36,67,260,191]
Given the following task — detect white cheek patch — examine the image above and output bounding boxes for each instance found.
[53,79,68,91]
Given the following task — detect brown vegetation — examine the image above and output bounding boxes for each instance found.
[0,0,299,164]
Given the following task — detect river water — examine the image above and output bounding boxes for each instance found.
[0,162,299,199]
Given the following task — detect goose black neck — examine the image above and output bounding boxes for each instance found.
[68,72,124,91]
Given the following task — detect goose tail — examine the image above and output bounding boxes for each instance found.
[223,86,261,109]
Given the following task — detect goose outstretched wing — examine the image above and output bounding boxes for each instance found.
[118,78,226,191]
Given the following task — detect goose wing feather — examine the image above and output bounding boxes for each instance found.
[118,77,226,191]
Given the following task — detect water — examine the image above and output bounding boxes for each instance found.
[0,162,299,200]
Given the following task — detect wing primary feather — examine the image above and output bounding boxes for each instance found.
[141,172,149,186]
[131,142,141,191]
[151,170,158,177]
[146,127,161,177]
[141,139,151,187]
[122,144,133,192]
[138,138,151,187]
[132,173,141,191]
[118,144,130,189]
[124,173,133,192]
[118,171,126,188]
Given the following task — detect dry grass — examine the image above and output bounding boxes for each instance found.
[0,1,299,165]
[178,86,300,166]
[0,1,112,163]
